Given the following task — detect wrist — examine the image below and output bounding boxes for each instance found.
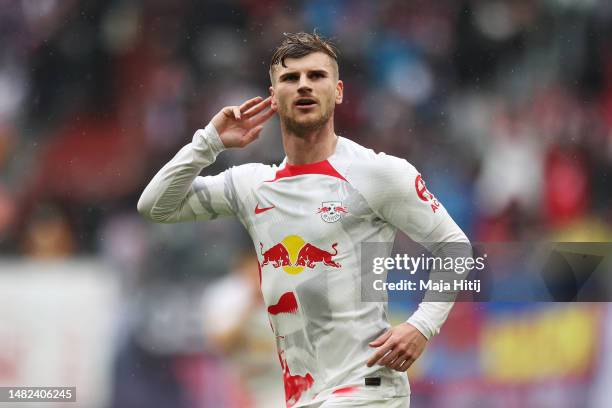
[406,317,432,341]
[192,122,226,161]
[202,122,227,153]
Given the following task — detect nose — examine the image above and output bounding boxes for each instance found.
[297,75,312,94]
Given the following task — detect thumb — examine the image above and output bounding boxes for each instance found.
[369,330,392,348]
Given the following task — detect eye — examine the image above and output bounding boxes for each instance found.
[282,74,298,82]
[310,72,325,79]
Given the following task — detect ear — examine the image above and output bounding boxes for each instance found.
[335,80,343,104]
[269,86,277,110]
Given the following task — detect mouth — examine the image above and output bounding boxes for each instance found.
[294,97,318,110]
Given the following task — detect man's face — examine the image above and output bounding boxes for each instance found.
[270,52,343,135]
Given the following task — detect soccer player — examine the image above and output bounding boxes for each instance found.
[138,32,469,408]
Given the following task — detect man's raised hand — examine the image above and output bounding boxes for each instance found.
[211,96,276,148]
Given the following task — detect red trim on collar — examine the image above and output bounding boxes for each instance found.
[266,160,347,182]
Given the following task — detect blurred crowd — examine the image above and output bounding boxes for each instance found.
[1,0,612,407]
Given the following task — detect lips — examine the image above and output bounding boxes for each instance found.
[294,97,317,109]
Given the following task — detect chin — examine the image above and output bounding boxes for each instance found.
[296,115,324,127]
[291,117,326,133]
[280,106,333,135]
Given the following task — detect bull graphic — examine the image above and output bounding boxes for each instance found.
[295,242,341,268]
[260,242,291,268]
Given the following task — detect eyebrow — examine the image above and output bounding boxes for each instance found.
[278,69,329,81]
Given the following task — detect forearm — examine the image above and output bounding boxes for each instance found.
[137,123,226,223]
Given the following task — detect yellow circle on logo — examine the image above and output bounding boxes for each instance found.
[282,235,305,275]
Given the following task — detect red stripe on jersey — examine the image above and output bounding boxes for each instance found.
[332,386,358,395]
[266,160,347,182]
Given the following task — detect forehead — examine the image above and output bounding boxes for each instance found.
[274,52,336,75]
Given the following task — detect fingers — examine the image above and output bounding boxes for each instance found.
[369,344,415,371]
[378,348,400,366]
[240,96,263,114]
[250,104,277,127]
[232,106,242,120]
[367,341,394,367]
[367,324,427,371]
[366,330,393,366]
[240,125,264,147]
[367,335,419,371]
[223,96,272,123]
[390,353,414,371]
[389,357,406,371]
[398,358,414,371]
[223,96,275,127]
[243,96,271,118]
[369,331,392,348]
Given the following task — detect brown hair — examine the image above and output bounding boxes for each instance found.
[269,32,339,82]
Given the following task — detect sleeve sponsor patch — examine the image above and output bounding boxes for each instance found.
[415,174,440,213]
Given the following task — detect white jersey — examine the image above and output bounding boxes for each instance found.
[138,124,469,407]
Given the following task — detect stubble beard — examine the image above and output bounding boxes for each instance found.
[280,104,334,138]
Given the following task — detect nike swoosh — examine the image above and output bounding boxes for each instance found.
[255,203,276,214]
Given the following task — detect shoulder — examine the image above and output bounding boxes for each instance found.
[225,161,279,191]
[334,137,418,188]
[228,163,277,179]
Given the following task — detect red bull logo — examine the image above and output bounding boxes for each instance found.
[295,243,341,268]
[260,235,341,275]
[260,242,291,268]
[317,201,348,223]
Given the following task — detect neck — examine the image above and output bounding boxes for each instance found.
[281,119,338,165]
